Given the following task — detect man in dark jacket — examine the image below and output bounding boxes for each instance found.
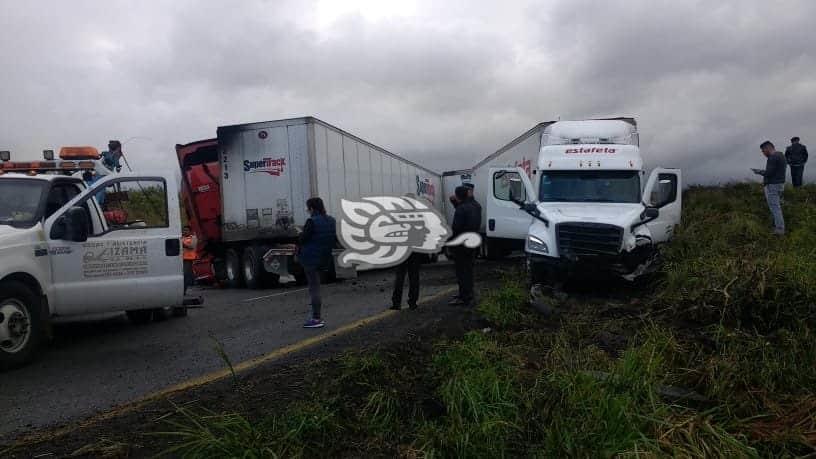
[299,197,336,328]
[450,186,482,306]
[785,136,808,187]
[390,252,425,310]
[753,141,786,235]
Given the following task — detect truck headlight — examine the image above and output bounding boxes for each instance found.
[526,235,548,254]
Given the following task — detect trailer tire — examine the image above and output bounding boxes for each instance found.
[319,262,337,284]
[126,309,151,324]
[224,248,244,289]
[243,246,267,290]
[0,281,44,371]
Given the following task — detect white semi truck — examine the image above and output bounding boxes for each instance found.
[444,118,682,280]
[0,148,195,369]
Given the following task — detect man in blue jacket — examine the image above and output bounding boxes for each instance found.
[298,197,336,328]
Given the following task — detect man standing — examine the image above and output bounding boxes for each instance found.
[450,186,481,306]
[299,197,336,328]
[753,141,787,235]
[785,136,808,187]
[102,140,124,172]
[390,252,424,310]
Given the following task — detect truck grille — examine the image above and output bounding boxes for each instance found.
[556,223,623,257]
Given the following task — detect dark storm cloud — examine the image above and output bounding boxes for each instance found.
[0,0,813,184]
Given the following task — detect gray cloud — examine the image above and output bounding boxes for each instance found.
[1,0,813,185]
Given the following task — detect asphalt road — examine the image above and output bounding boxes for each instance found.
[0,262,461,441]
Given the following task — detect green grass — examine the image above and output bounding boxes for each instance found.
[656,184,816,330]
[476,276,529,327]
[156,183,816,457]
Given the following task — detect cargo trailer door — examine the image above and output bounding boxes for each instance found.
[220,127,298,242]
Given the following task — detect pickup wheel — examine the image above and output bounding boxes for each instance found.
[0,281,44,370]
[224,248,244,289]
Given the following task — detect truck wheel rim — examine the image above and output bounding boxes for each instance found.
[244,261,254,282]
[0,299,31,354]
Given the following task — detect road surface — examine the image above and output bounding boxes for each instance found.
[0,262,461,441]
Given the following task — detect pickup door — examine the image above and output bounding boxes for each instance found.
[44,174,184,315]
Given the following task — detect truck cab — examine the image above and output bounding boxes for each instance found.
[485,120,682,282]
[0,149,187,369]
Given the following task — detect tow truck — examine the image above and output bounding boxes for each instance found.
[0,147,196,370]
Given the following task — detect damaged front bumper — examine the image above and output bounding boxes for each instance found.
[527,244,660,282]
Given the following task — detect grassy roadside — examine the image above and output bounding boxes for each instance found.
[156,184,815,458]
[24,184,813,458]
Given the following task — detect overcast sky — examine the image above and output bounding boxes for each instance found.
[1,0,813,185]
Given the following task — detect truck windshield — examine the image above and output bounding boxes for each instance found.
[0,180,47,227]
[539,170,641,203]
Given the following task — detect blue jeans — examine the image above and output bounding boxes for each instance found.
[304,267,322,319]
[764,184,785,233]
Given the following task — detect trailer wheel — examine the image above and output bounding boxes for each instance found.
[126,309,153,324]
[319,262,337,284]
[243,246,264,289]
[0,281,44,370]
[225,248,244,289]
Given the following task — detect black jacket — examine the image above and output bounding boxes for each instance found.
[760,151,787,185]
[452,198,481,236]
[785,143,809,166]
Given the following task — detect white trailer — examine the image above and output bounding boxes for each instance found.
[210,117,443,287]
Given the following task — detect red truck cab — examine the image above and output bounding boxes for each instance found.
[176,139,222,284]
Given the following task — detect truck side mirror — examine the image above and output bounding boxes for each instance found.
[52,206,90,242]
[641,207,659,220]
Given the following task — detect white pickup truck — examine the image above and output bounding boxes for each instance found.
[0,150,193,370]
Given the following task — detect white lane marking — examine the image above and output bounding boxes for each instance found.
[242,288,308,303]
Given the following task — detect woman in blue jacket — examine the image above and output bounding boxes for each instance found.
[298,197,336,328]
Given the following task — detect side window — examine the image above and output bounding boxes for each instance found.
[44,184,82,219]
[84,178,169,235]
[493,171,527,202]
[651,173,678,208]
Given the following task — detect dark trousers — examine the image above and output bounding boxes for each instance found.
[304,267,322,319]
[453,247,476,303]
[790,165,805,187]
[392,253,421,307]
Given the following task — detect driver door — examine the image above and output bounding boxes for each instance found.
[44,174,184,315]
[642,168,682,243]
[486,167,536,241]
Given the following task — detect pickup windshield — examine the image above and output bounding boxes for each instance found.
[0,179,47,227]
[539,170,641,203]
